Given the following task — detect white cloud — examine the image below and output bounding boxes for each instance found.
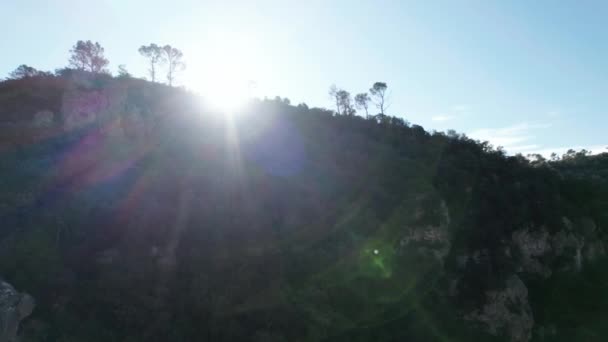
[468,122,551,153]
[429,105,472,124]
[451,104,471,112]
[468,121,606,157]
[431,115,454,122]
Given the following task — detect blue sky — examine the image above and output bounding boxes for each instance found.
[1,0,607,155]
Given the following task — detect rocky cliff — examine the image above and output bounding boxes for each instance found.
[0,280,34,342]
[1,73,607,341]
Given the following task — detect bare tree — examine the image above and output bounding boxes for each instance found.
[329,85,341,114]
[369,82,389,115]
[329,85,356,115]
[338,90,355,116]
[138,44,165,82]
[355,93,371,118]
[162,45,185,86]
[68,40,109,73]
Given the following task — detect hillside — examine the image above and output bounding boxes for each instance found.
[1,73,608,342]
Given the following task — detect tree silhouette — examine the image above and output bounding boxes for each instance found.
[329,85,356,115]
[339,90,355,116]
[162,45,185,86]
[355,93,371,118]
[370,82,389,115]
[329,85,341,114]
[117,65,132,78]
[7,65,47,79]
[138,44,165,82]
[68,40,109,73]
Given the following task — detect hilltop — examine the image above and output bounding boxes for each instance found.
[1,72,608,342]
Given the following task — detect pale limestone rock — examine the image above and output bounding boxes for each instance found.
[466,275,534,342]
[512,228,552,277]
[0,280,35,342]
[32,110,53,127]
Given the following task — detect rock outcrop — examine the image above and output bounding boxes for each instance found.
[400,198,452,264]
[464,216,606,341]
[466,275,534,342]
[512,227,552,277]
[0,280,35,342]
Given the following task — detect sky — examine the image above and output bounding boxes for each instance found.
[1,0,607,156]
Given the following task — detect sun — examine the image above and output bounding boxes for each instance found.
[199,75,250,113]
[186,31,263,114]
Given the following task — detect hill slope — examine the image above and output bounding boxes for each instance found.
[1,73,608,342]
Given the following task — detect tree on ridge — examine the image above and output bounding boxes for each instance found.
[138,44,165,82]
[68,40,109,73]
[370,82,389,116]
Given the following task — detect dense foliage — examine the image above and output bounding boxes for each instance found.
[1,73,607,341]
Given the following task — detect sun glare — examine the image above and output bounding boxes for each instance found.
[187,32,264,114]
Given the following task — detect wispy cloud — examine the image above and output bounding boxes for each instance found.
[451,104,471,112]
[508,144,541,152]
[431,115,454,122]
[430,105,471,124]
[468,122,551,153]
[469,122,606,157]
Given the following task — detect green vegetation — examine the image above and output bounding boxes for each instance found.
[1,70,608,342]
